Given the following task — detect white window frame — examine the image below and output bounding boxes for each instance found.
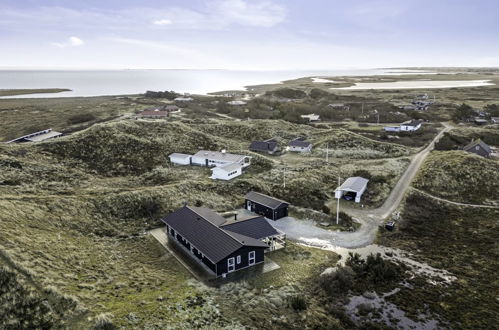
[236,255,241,264]
[248,251,255,265]
[227,257,235,272]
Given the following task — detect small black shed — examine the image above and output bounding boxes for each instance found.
[244,191,289,220]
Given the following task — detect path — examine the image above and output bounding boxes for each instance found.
[411,187,499,209]
[273,123,453,248]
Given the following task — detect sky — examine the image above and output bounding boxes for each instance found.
[1,0,499,70]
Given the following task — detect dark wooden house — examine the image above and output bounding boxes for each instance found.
[463,140,492,158]
[249,138,279,154]
[244,191,289,220]
[162,206,270,277]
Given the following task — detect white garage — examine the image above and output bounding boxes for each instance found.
[169,153,192,165]
[335,176,369,203]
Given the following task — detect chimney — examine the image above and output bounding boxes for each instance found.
[183,201,188,207]
[234,214,238,221]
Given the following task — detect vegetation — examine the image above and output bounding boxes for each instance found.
[143,90,179,100]
[413,151,499,204]
[377,193,499,329]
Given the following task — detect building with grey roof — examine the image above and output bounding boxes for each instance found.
[288,137,312,153]
[244,191,289,220]
[249,138,279,155]
[335,176,369,203]
[463,140,492,158]
[162,206,279,277]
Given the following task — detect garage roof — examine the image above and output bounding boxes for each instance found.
[245,191,289,209]
[338,177,369,193]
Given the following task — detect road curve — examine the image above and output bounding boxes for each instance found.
[273,122,453,249]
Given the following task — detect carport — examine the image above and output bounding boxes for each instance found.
[335,177,369,203]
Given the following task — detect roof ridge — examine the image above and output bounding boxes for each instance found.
[187,206,254,247]
[247,191,288,204]
[220,216,265,226]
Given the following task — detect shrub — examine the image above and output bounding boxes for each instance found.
[67,113,97,125]
[289,295,308,311]
[319,266,355,295]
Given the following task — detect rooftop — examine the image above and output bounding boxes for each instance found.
[161,206,268,263]
[289,137,311,147]
[338,177,369,193]
[193,150,249,163]
[463,140,491,154]
[245,191,289,209]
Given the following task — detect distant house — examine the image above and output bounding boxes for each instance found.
[227,100,247,106]
[463,140,492,158]
[174,97,193,102]
[162,205,273,278]
[328,103,350,111]
[474,117,488,126]
[335,177,369,203]
[250,138,279,155]
[300,113,320,122]
[244,191,289,220]
[491,117,499,124]
[400,119,423,131]
[6,128,62,144]
[383,119,422,132]
[169,150,251,180]
[288,137,312,153]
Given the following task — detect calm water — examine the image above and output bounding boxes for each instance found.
[0,69,426,98]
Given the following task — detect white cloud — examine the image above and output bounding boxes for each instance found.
[210,0,286,27]
[153,19,173,26]
[51,36,84,48]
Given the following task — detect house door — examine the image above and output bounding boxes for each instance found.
[247,201,252,211]
[227,257,235,272]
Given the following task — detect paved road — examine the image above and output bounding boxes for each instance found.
[273,123,453,248]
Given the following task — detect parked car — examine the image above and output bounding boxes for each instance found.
[343,192,356,201]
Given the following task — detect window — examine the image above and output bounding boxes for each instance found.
[248,251,255,265]
[227,257,235,272]
[236,255,241,264]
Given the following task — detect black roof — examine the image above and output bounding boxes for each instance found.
[249,138,279,152]
[161,206,268,263]
[245,191,289,209]
[289,137,311,147]
[221,216,280,240]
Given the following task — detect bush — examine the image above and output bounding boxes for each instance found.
[289,295,307,311]
[67,113,97,125]
[268,88,307,99]
[319,266,355,295]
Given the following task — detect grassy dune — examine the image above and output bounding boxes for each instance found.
[378,192,499,329]
[414,151,499,205]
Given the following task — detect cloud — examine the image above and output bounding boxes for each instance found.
[210,0,286,27]
[51,36,84,48]
[153,19,173,26]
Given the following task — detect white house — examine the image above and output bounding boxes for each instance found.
[384,119,423,132]
[288,137,312,153]
[174,97,193,102]
[335,177,369,203]
[210,162,243,180]
[400,119,423,131]
[169,150,251,181]
[191,150,251,168]
[227,100,247,106]
[169,153,192,165]
[300,113,320,122]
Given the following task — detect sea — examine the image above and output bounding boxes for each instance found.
[0,68,429,98]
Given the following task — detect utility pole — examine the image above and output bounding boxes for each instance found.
[283,168,286,188]
[361,102,364,115]
[326,143,329,163]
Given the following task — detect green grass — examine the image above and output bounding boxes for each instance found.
[413,151,499,205]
